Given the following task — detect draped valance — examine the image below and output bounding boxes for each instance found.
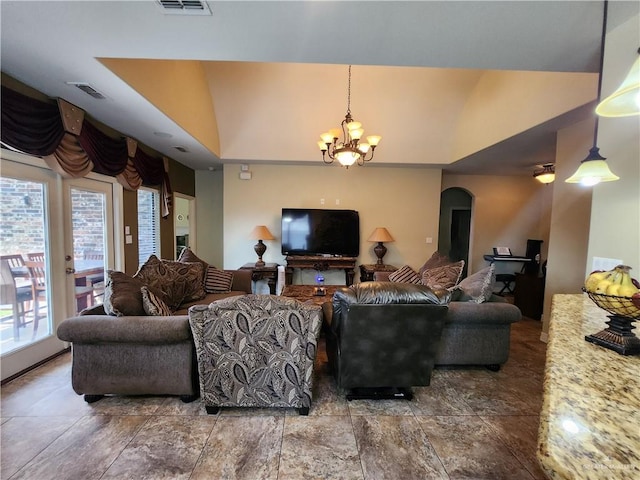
[1,86,172,217]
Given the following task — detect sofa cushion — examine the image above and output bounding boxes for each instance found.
[453,264,495,303]
[388,265,421,284]
[141,286,173,316]
[421,260,464,290]
[103,270,162,316]
[418,251,452,274]
[134,255,205,309]
[205,267,234,293]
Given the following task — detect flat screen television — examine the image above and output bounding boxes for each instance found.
[281,208,359,257]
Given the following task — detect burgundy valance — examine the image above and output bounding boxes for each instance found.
[1,85,172,217]
[1,86,65,156]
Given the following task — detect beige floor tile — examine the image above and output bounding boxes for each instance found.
[8,415,148,480]
[480,415,548,479]
[279,415,363,480]
[191,416,283,480]
[102,415,217,479]
[353,415,449,479]
[0,416,79,479]
[416,415,535,479]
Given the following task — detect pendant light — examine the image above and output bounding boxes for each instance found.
[565,0,620,186]
[595,47,640,117]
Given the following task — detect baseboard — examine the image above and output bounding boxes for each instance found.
[539,332,549,343]
[1,347,70,385]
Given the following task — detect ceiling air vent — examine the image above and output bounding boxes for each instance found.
[173,146,189,153]
[66,82,106,100]
[156,0,212,15]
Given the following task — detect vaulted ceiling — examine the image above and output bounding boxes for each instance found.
[2,1,637,175]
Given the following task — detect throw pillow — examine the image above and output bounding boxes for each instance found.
[454,264,495,303]
[141,286,172,316]
[205,267,234,293]
[177,247,209,282]
[103,270,163,316]
[134,255,205,309]
[388,265,422,285]
[418,251,452,274]
[421,260,465,290]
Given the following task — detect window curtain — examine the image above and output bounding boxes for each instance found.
[0,86,172,217]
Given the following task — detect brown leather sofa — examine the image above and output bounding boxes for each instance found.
[324,282,450,400]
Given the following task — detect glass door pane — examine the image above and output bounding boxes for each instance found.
[68,185,109,315]
[0,175,53,356]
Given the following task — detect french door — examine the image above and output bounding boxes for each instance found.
[0,151,120,380]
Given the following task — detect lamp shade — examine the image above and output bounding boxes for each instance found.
[367,227,394,243]
[565,155,620,186]
[595,51,640,117]
[533,164,555,184]
[250,225,275,240]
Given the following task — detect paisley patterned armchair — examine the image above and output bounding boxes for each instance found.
[188,295,323,415]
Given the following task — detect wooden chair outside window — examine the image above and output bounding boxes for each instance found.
[0,256,33,341]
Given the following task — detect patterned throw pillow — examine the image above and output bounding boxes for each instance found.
[418,251,452,275]
[103,270,165,316]
[453,264,495,303]
[388,265,422,284]
[177,247,208,283]
[421,260,465,290]
[141,286,172,316]
[205,267,234,293]
[134,255,205,309]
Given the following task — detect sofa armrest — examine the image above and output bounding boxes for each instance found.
[57,315,191,344]
[447,301,521,325]
[229,268,252,293]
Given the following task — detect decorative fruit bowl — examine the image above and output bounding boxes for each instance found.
[584,289,640,320]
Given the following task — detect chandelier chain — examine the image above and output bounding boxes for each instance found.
[346,65,351,116]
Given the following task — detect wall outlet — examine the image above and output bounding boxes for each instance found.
[335,199,340,205]
[320,198,325,205]
[426,237,433,244]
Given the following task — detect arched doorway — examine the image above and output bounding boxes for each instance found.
[438,188,473,277]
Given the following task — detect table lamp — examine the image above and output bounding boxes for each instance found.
[251,225,275,267]
[367,227,394,265]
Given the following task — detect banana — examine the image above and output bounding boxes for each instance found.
[618,266,639,298]
[585,270,610,292]
[595,269,619,294]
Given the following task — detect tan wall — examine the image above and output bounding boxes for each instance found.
[541,119,593,335]
[454,70,597,160]
[440,174,552,276]
[586,12,640,277]
[222,164,443,282]
[195,169,224,268]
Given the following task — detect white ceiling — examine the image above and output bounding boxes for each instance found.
[1,1,638,175]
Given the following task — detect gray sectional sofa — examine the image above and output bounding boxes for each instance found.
[57,268,252,403]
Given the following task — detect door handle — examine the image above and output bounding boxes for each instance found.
[66,267,75,274]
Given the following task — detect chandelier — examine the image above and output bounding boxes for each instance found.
[318,65,381,168]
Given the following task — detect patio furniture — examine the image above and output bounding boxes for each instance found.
[0,256,33,340]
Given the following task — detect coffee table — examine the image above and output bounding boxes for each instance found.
[281,284,343,306]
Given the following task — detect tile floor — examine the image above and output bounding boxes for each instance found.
[1,317,548,480]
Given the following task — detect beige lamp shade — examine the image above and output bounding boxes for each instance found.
[367,227,394,243]
[250,225,275,241]
[367,227,394,265]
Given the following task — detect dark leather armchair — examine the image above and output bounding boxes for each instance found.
[324,282,450,400]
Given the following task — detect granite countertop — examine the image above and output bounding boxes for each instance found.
[537,294,640,479]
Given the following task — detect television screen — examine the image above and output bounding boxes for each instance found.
[281,208,359,257]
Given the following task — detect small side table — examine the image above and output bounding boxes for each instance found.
[359,264,397,282]
[239,263,279,295]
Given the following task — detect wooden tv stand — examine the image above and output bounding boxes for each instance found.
[285,255,357,286]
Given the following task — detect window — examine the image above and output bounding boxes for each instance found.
[137,188,160,266]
